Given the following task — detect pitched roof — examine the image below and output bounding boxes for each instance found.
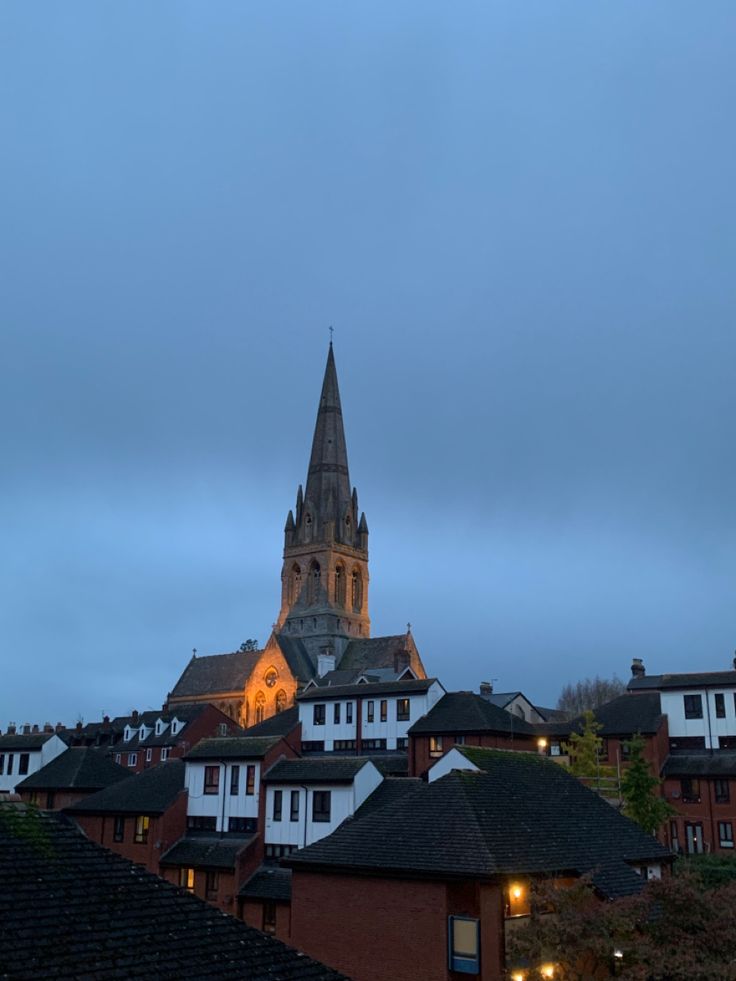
[0,806,344,980]
[15,748,131,792]
[274,634,320,683]
[185,736,282,761]
[337,634,425,677]
[408,691,536,735]
[0,732,56,751]
[264,757,373,784]
[628,670,736,691]
[66,760,185,815]
[160,834,255,869]
[535,693,665,739]
[169,649,260,698]
[298,678,437,701]
[243,705,300,738]
[662,752,736,778]
[286,749,670,899]
[240,866,293,902]
[483,691,521,708]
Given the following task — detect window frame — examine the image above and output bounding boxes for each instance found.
[113,815,125,842]
[429,735,444,758]
[290,789,300,822]
[273,789,283,822]
[230,765,240,796]
[715,693,726,719]
[681,777,701,803]
[127,752,138,768]
[18,753,30,776]
[683,694,703,720]
[313,704,326,727]
[262,900,277,935]
[366,701,374,724]
[333,702,341,725]
[312,790,331,823]
[448,915,480,974]
[204,765,220,795]
[205,870,219,899]
[715,778,730,804]
[346,702,353,725]
[719,821,734,848]
[134,815,150,844]
[179,867,195,891]
[380,700,388,723]
[246,764,256,796]
[397,698,410,721]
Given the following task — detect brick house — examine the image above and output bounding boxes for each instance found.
[1,805,345,980]
[67,759,187,871]
[284,748,671,981]
[15,746,130,810]
[662,753,736,854]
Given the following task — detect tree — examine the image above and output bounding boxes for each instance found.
[505,871,736,980]
[620,734,674,835]
[556,676,626,716]
[564,710,617,794]
[239,639,259,652]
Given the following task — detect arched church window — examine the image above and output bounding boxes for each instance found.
[255,692,266,725]
[265,668,278,688]
[275,689,287,714]
[289,564,302,604]
[309,560,321,604]
[335,563,346,607]
[351,568,363,613]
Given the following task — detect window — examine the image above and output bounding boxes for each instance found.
[681,778,701,803]
[127,753,137,768]
[683,694,703,720]
[619,739,630,761]
[380,700,388,723]
[334,739,356,751]
[715,779,730,803]
[456,735,466,746]
[273,790,283,821]
[429,736,444,758]
[361,739,387,750]
[205,871,219,899]
[228,816,257,833]
[265,843,297,860]
[187,815,217,831]
[18,753,29,776]
[179,867,195,891]
[114,753,121,764]
[550,741,561,757]
[313,704,326,726]
[145,748,152,764]
[45,791,55,809]
[719,822,734,848]
[255,692,266,725]
[113,816,125,842]
[204,765,220,795]
[230,765,240,796]
[448,916,480,975]
[160,747,169,761]
[262,901,277,934]
[670,820,679,851]
[351,569,363,612]
[7,754,15,775]
[334,563,346,607]
[301,741,325,753]
[346,702,353,725]
[275,689,287,713]
[396,738,408,750]
[309,560,321,604]
[715,693,726,719]
[366,701,374,723]
[134,815,150,844]
[0,754,4,775]
[333,703,341,725]
[246,764,256,795]
[312,791,331,823]
[397,698,410,721]
[290,790,300,822]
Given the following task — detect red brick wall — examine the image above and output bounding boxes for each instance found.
[410,732,537,778]
[241,899,291,940]
[290,870,505,981]
[19,789,91,811]
[663,775,736,854]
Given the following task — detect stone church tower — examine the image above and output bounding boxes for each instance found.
[276,343,370,670]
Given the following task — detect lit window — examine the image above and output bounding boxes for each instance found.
[448,916,479,974]
[380,700,388,723]
[179,867,195,891]
[505,882,530,918]
[134,815,150,844]
[397,698,410,721]
[429,736,443,758]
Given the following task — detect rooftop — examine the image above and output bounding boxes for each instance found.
[265,757,374,784]
[628,670,736,691]
[160,834,255,870]
[66,759,185,815]
[240,865,293,902]
[407,691,536,736]
[298,677,438,701]
[185,736,282,761]
[15,747,131,793]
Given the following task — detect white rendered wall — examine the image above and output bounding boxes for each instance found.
[660,688,736,748]
[427,748,480,783]
[185,760,261,831]
[0,734,66,794]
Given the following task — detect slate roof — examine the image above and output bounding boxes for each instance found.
[274,634,318,683]
[15,748,131,792]
[0,732,56,751]
[628,670,736,691]
[185,736,282,761]
[286,748,670,899]
[240,866,293,902]
[298,678,437,701]
[337,634,424,676]
[160,834,255,870]
[243,705,300,738]
[662,752,736,778]
[533,693,664,739]
[0,805,345,980]
[483,691,521,708]
[169,650,261,698]
[407,691,536,736]
[265,757,373,784]
[66,760,185,815]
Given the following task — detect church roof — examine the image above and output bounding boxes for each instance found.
[274,634,319,683]
[338,633,426,678]
[298,678,437,701]
[169,649,261,698]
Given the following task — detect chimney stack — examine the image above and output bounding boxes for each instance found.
[7,723,16,735]
[43,723,53,733]
[479,681,493,698]
[631,658,646,679]
[22,723,31,735]
[732,652,736,671]
[31,724,39,734]
[131,710,139,723]
[55,722,64,732]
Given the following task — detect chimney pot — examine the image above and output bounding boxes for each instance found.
[479,681,493,697]
[22,724,31,735]
[8,723,16,735]
[31,724,39,733]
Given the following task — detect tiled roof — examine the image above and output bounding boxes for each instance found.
[240,866,293,902]
[0,733,56,751]
[298,678,437,701]
[274,635,318,683]
[243,705,299,738]
[265,757,372,784]
[534,706,570,723]
[0,805,345,980]
[407,691,535,735]
[185,737,282,761]
[351,776,425,819]
[337,634,422,676]
[15,748,131,792]
[662,753,736,778]
[160,834,254,870]
[286,749,670,899]
[66,760,185,815]
[628,671,736,691]
[169,650,261,698]
[533,693,664,738]
[483,691,521,708]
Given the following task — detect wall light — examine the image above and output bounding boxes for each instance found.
[540,965,555,978]
[613,949,623,959]
[511,973,526,981]
[537,738,548,750]
[511,883,524,900]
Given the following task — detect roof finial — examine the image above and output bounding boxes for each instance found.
[329,324,334,346]
[406,622,412,634]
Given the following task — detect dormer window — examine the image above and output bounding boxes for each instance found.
[124,727,132,742]
[170,720,179,735]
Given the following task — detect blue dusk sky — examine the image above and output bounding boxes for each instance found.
[1,2,735,725]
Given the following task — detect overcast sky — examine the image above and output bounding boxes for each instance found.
[2,2,735,726]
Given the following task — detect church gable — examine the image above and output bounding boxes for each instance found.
[337,632,427,680]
